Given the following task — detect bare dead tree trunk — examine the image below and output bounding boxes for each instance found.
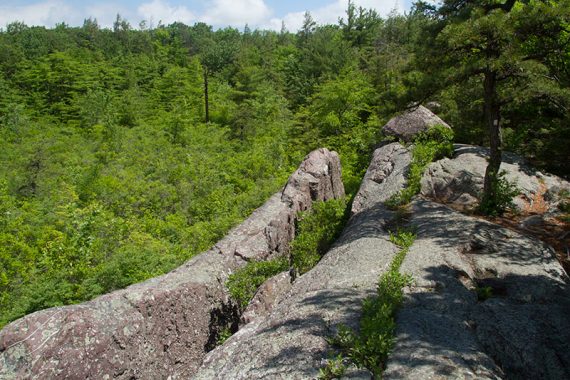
[204,71,209,123]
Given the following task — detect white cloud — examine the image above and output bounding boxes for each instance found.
[0,0,407,31]
[0,0,80,28]
[85,3,132,29]
[200,0,271,27]
[265,0,405,32]
[137,0,195,25]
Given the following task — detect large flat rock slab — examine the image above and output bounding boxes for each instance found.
[384,200,570,379]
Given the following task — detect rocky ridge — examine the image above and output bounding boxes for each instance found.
[0,148,344,379]
[196,108,570,379]
[1,105,569,379]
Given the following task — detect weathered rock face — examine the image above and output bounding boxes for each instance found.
[382,105,451,142]
[194,142,411,379]
[240,271,292,325]
[421,144,570,213]
[384,200,570,379]
[351,142,411,215]
[282,148,345,216]
[0,148,344,380]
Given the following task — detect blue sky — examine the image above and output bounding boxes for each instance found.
[0,0,417,31]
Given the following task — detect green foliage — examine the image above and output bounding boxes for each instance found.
[226,198,348,312]
[216,326,233,346]
[389,229,416,250]
[291,198,349,275]
[410,0,570,179]
[479,170,519,216]
[319,354,347,380]
[476,285,493,302]
[226,257,288,310]
[0,0,568,330]
[329,229,415,378]
[387,125,454,207]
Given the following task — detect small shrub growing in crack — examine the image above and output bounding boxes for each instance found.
[226,198,349,310]
[226,257,288,310]
[328,229,415,378]
[476,285,494,302]
[216,326,233,346]
[291,198,349,275]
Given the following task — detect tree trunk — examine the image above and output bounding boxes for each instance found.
[204,71,209,123]
[482,69,502,205]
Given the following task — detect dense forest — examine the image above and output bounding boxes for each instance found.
[1,0,569,328]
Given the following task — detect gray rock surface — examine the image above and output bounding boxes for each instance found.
[0,148,344,380]
[421,144,570,212]
[241,271,292,325]
[382,105,451,142]
[384,200,570,379]
[351,142,411,215]
[194,142,411,379]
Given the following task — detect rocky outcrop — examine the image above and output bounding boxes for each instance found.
[421,144,570,213]
[0,148,344,380]
[195,141,569,379]
[384,200,570,379]
[382,105,451,142]
[194,142,411,379]
[351,143,411,215]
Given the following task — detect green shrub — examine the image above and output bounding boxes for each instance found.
[389,229,416,250]
[216,326,233,346]
[226,257,288,309]
[413,124,455,158]
[318,355,347,380]
[226,198,349,311]
[329,229,415,378]
[476,285,493,301]
[291,198,349,275]
[479,170,519,216]
[386,125,454,208]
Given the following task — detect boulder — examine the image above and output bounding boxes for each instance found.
[194,142,411,379]
[421,144,570,213]
[382,105,451,142]
[0,148,344,380]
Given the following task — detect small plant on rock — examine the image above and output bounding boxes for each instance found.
[318,354,347,380]
[479,170,519,216]
[226,257,288,309]
[476,285,493,301]
[291,198,348,275]
[328,229,415,378]
[386,125,454,208]
[216,326,233,346]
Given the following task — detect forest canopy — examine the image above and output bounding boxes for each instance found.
[1,0,568,327]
